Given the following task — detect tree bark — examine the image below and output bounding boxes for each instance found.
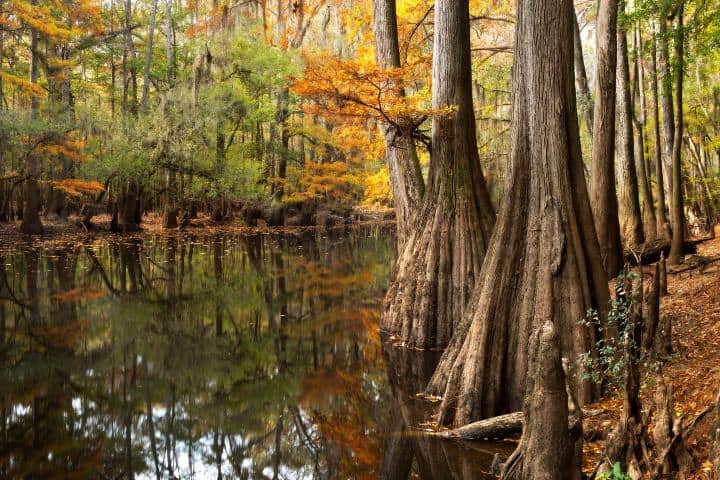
[500,322,582,480]
[140,0,159,110]
[591,0,624,278]
[21,10,43,235]
[632,25,658,239]
[658,14,675,201]
[372,0,425,251]
[165,0,175,84]
[426,0,607,425]
[162,169,178,229]
[616,16,645,247]
[573,12,593,138]
[380,0,495,349]
[668,5,685,265]
[122,0,137,115]
[650,27,672,240]
[117,181,141,231]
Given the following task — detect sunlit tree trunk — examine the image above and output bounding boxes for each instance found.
[162,169,178,228]
[372,0,425,250]
[427,0,607,426]
[140,0,159,110]
[573,12,593,138]
[650,27,672,240]
[632,25,658,238]
[590,0,623,278]
[165,0,175,84]
[273,89,290,202]
[658,13,675,200]
[616,11,644,246]
[669,5,686,264]
[381,0,495,349]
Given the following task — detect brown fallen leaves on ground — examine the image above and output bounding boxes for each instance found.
[583,235,720,479]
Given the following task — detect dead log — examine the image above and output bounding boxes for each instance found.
[433,412,524,440]
[431,407,605,441]
[624,239,697,266]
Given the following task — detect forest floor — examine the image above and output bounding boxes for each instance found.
[584,235,720,479]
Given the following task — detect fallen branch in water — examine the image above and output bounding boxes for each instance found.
[427,408,605,441]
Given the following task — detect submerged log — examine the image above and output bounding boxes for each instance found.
[434,412,524,440]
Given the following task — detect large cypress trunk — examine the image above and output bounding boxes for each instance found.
[590,0,623,278]
[426,0,607,426]
[372,0,425,250]
[380,0,495,350]
[616,16,644,247]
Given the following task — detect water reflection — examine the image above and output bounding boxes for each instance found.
[0,228,507,479]
[380,340,516,480]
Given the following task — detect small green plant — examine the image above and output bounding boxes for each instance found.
[579,270,641,384]
[597,462,632,480]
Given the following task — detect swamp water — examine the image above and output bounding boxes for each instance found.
[0,227,512,479]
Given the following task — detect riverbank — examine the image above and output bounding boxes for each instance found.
[0,211,397,248]
[583,235,720,479]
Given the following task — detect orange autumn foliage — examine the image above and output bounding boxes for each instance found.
[0,71,47,98]
[300,368,380,478]
[52,287,106,303]
[48,179,105,197]
[285,160,362,204]
[292,53,435,137]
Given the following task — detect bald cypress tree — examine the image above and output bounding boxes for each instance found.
[381,0,495,349]
[372,0,425,251]
[426,0,608,426]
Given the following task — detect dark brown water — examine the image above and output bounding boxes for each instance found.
[0,228,511,479]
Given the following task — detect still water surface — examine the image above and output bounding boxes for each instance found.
[0,228,510,479]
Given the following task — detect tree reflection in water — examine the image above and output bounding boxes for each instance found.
[380,338,516,480]
[0,227,509,479]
